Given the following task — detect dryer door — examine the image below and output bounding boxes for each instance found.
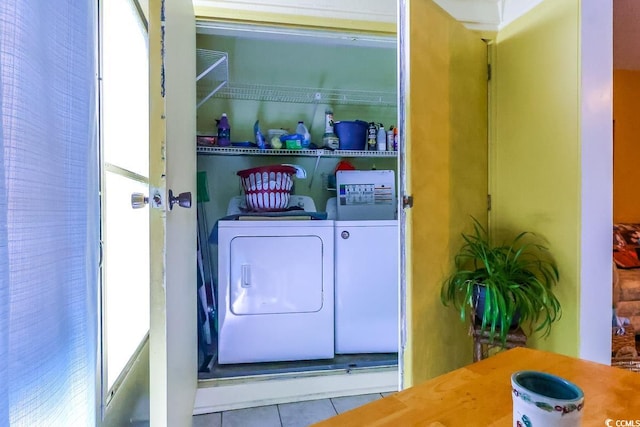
[229,235,324,315]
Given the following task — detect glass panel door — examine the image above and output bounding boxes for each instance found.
[100,0,149,395]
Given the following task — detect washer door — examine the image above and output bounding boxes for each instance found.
[229,235,324,315]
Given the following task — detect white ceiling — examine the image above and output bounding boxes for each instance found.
[437,0,639,70]
[433,0,544,32]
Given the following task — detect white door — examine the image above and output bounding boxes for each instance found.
[148,0,197,425]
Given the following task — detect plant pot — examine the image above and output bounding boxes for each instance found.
[472,284,520,329]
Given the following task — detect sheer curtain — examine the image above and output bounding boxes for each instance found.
[0,1,99,425]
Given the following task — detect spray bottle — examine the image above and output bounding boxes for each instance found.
[322,109,339,149]
[376,124,386,151]
[367,122,377,151]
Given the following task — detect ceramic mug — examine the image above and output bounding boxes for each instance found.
[511,371,585,427]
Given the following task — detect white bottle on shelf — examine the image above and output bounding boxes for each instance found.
[376,124,386,151]
[322,109,339,149]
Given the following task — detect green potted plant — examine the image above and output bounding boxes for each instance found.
[441,218,561,344]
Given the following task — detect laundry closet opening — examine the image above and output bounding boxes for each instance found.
[194,21,400,388]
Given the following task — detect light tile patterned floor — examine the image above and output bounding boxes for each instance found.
[193,393,396,427]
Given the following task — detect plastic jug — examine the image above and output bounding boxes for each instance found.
[296,121,311,148]
[217,113,231,146]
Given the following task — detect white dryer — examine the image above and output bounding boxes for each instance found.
[217,219,334,364]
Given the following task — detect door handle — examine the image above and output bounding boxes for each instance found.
[132,190,191,210]
[169,190,192,210]
[241,264,251,288]
[131,193,149,209]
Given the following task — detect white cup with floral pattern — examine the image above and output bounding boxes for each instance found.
[511,371,584,427]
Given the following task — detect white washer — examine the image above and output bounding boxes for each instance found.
[334,219,398,354]
[217,219,334,364]
[327,197,399,354]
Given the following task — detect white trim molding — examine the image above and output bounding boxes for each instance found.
[193,0,396,24]
[194,367,398,414]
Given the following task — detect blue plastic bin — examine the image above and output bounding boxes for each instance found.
[334,120,368,150]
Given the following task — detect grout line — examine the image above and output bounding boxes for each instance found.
[328,397,339,415]
[276,403,284,427]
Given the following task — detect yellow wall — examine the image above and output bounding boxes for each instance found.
[405,0,488,385]
[492,0,580,355]
[613,70,640,223]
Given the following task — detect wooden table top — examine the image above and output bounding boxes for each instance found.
[312,347,640,426]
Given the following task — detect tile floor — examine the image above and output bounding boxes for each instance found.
[192,392,395,427]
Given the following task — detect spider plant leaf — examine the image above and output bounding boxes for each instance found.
[440,216,561,346]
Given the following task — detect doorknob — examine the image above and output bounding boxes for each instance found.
[169,190,191,210]
[131,190,190,210]
[131,192,149,209]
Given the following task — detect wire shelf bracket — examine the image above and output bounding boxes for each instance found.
[196,49,229,109]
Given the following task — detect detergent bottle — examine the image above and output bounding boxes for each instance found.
[296,121,311,148]
[217,113,231,146]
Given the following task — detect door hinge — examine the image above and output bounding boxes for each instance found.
[487,63,492,81]
[403,195,414,209]
[487,194,492,211]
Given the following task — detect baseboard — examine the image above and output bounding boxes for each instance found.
[193,366,398,415]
